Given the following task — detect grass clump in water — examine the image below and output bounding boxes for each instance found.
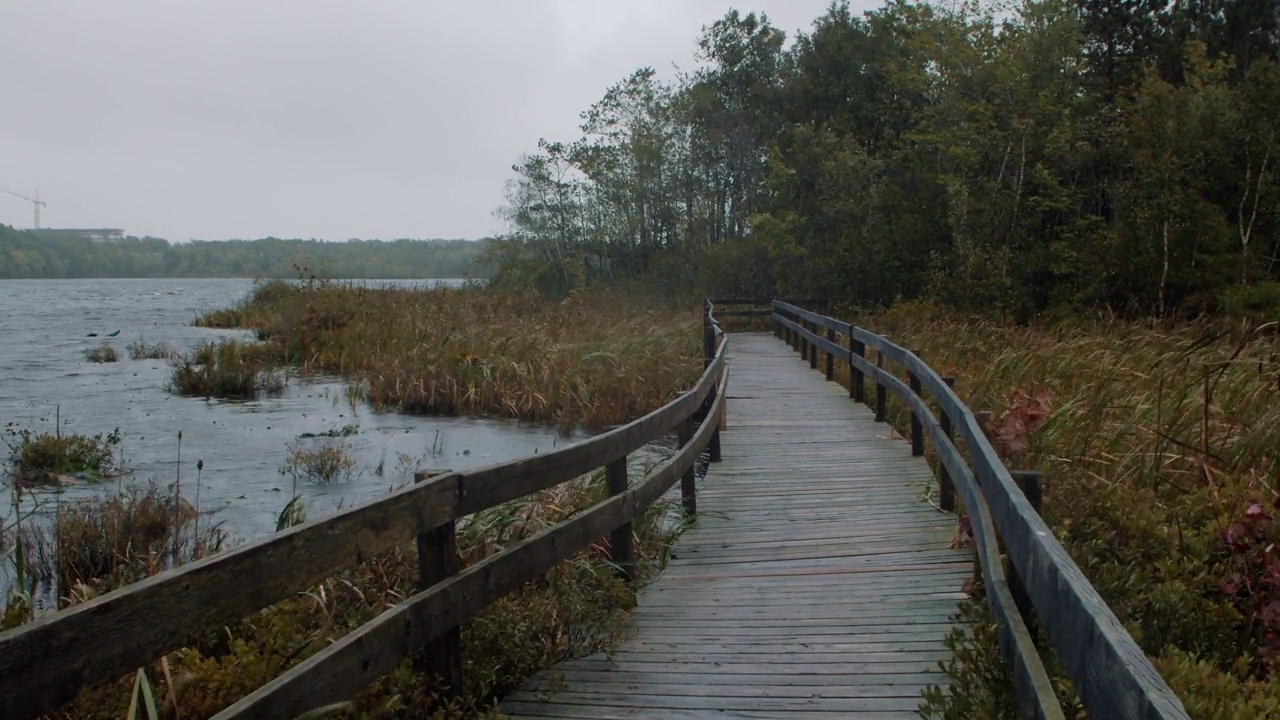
[126,339,176,360]
[280,437,359,485]
[169,339,286,400]
[83,343,119,363]
[15,482,228,607]
[195,281,701,429]
[3,424,122,486]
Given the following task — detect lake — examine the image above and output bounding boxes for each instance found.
[0,278,589,550]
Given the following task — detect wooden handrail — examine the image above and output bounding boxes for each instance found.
[771,300,1190,720]
[0,330,730,720]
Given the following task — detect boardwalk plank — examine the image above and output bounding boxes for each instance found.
[500,334,969,720]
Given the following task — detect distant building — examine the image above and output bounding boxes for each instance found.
[30,228,126,241]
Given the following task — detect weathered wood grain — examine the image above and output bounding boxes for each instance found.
[502,334,970,719]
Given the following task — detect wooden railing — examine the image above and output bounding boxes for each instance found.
[0,324,729,720]
[772,301,1190,720]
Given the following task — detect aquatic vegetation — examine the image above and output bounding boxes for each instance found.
[196,282,701,429]
[858,302,1280,714]
[169,339,286,400]
[83,342,119,363]
[3,425,122,486]
[280,437,359,485]
[15,482,228,604]
[125,339,176,360]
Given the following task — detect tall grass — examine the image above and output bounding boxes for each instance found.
[196,281,702,429]
[861,302,1280,716]
[16,482,228,605]
[27,463,687,719]
[169,339,286,400]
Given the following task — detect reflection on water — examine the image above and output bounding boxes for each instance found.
[0,278,588,554]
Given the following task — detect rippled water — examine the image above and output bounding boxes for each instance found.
[0,278,585,548]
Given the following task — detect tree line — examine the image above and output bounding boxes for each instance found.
[0,226,488,279]
[488,0,1280,318]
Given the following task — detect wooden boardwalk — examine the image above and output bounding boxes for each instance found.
[502,334,971,719]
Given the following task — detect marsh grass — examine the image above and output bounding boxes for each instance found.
[280,437,359,485]
[852,302,1280,716]
[84,343,119,363]
[3,425,122,486]
[196,281,701,429]
[16,482,228,605]
[169,339,286,400]
[31,459,687,720]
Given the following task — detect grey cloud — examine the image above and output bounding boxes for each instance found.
[1,0,870,241]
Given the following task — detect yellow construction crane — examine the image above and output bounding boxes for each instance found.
[1,188,47,229]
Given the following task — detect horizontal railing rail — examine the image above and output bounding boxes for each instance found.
[0,323,730,720]
[772,300,1190,720]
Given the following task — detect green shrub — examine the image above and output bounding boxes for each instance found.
[4,425,121,486]
[280,437,359,485]
[169,339,285,400]
[1218,281,1280,320]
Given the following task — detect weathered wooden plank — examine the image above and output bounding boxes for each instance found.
[504,691,926,712]
[505,705,919,720]
[519,676,936,697]
[525,669,944,688]
[505,333,966,719]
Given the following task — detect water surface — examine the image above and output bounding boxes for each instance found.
[0,278,584,545]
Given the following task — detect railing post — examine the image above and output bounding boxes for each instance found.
[851,336,865,402]
[825,328,835,381]
[874,352,887,422]
[703,310,716,370]
[706,372,723,463]
[939,377,956,512]
[808,321,819,370]
[800,319,809,361]
[414,471,462,699]
[936,376,957,509]
[1008,470,1043,638]
[908,352,924,457]
[606,457,634,582]
[678,418,697,517]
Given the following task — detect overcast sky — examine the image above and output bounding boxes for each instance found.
[1,1,880,242]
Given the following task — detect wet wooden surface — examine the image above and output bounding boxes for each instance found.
[501,333,970,719]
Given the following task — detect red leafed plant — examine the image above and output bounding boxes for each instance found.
[1219,496,1280,673]
[989,387,1053,465]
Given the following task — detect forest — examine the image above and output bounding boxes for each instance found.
[489,0,1280,320]
[0,225,487,279]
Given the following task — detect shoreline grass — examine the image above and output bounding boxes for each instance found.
[195,281,702,430]
[862,302,1280,717]
[169,338,287,400]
